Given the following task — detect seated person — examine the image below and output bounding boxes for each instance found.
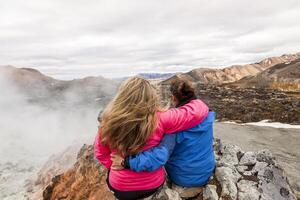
[111,79,215,187]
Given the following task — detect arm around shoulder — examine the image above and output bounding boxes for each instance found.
[128,134,176,172]
[161,99,209,134]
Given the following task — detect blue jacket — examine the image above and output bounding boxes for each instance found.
[128,111,216,187]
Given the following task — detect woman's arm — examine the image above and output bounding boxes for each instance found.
[128,134,176,172]
[94,129,112,169]
[161,99,209,134]
[111,134,176,172]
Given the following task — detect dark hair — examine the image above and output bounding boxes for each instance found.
[170,79,197,107]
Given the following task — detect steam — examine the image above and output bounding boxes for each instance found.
[0,74,107,199]
[0,76,100,163]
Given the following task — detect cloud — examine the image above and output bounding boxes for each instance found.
[0,0,300,78]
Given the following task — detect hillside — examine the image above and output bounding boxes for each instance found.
[0,66,118,108]
[163,52,300,85]
[158,83,300,124]
[230,58,300,92]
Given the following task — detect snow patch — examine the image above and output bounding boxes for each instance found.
[222,120,300,129]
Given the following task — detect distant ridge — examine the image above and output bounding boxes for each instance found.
[230,58,300,92]
[0,65,118,107]
[162,52,300,85]
[138,73,175,80]
[114,72,175,83]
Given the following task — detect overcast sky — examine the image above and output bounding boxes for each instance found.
[0,0,300,79]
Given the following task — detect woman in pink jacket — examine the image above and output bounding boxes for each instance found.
[94,77,208,200]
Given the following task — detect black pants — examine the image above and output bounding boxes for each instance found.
[106,171,163,200]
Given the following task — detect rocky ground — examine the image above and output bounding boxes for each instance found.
[32,138,298,200]
[214,123,300,199]
[159,83,300,124]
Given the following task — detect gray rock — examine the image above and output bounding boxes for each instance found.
[171,184,203,199]
[237,180,260,200]
[239,152,257,166]
[219,144,244,167]
[256,149,275,165]
[236,165,248,174]
[152,186,182,200]
[215,166,241,200]
[252,162,269,174]
[258,165,297,200]
[164,188,181,200]
[243,171,253,176]
[203,185,218,200]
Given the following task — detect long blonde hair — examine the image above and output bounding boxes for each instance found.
[100,76,160,156]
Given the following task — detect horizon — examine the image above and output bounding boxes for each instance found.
[2,51,299,80]
[1,0,300,79]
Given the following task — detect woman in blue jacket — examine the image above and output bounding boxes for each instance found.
[111,79,216,187]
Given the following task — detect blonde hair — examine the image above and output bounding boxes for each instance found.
[100,76,160,156]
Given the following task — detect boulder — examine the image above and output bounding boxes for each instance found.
[236,165,248,174]
[215,166,241,200]
[258,165,297,200]
[163,188,181,200]
[237,180,260,200]
[256,149,275,165]
[171,184,203,199]
[203,185,218,200]
[252,162,269,174]
[219,143,244,167]
[239,152,257,166]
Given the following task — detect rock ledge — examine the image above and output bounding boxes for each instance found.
[38,139,297,200]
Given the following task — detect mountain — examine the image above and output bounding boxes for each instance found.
[230,58,300,92]
[138,73,175,80]
[114,73,175,84]
[162,52,300,85]
[0,66,118,108]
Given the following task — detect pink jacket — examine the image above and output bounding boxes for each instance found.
[94,99,209,191]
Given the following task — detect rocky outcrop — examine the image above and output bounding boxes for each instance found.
[41,145,114,200]
[162,52,300,85]
[39,139,298,200]
[27,144,83,199]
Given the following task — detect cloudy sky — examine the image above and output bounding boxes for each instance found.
[0,0,300,79]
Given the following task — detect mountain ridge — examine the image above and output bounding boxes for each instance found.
[229,58,300,92]
[162,52,300,85]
